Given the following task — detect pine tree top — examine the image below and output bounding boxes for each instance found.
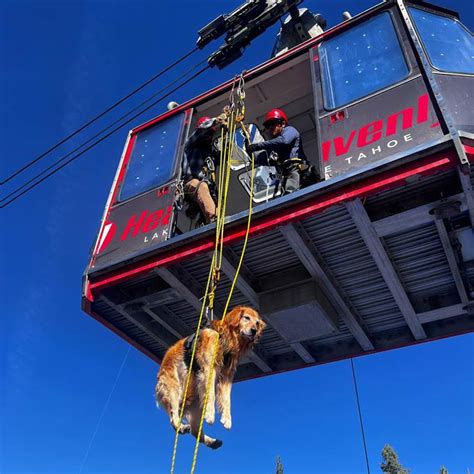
[381,444,409,474]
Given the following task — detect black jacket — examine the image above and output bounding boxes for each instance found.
[182,122,219,180]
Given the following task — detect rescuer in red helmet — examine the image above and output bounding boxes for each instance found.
[182,115,222,224]
[246,108,317,194]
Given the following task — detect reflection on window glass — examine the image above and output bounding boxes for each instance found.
[120,114,183,201]
[232,123,264,170]
[409,8,474,74]
[319,12,409,109]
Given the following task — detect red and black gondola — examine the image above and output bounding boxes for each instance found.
[82,0,474,381]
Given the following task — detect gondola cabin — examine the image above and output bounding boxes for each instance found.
[82,0,474,381]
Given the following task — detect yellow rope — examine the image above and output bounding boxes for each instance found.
[190,117,255,474]
[217,111,237,271]
[169,253,214,473]
[169,74,253,473]
[222,121,254,319]
[208,125,227,308]
[170,100,238,474]
[209,110,236,309]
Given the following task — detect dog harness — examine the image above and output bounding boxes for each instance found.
[183,332,200,372]
[183,331,232,372]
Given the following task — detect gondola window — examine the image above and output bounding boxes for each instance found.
[409,7,474,74]
[319,12,409,110]
[119,114,183,202]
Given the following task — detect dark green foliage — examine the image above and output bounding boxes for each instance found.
[276,456,284,474]
[380,444,409,474]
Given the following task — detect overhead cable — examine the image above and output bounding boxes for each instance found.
[0,46,199,186]
[351,358,371,474]
[0,64,210,209]
[78,346,131,474]
[0,59,208,207]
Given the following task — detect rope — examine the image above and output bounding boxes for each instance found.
[78,346,131,474]
[190,76,256,474]
[350,358,371,474]
[169,254,215,473]
[168,74,254,473]
[170,82,240,473]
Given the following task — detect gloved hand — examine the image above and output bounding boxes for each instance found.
[216,113,228,129]
[269,151,279,164]
[244,139,255,156]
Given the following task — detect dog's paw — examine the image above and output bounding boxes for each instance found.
[220,415,232,430]
[204,410,215,425]
[178,423,191,435]
[204,404,215,424]
[208,439,223,450]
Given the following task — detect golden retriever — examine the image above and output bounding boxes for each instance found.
[155,306,266,449]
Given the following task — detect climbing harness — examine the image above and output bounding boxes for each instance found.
[169,73,256,474]
[178,116,222,227]
[174,180,185,212]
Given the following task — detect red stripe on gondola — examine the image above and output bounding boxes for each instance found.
[89,154,453,292]
[464,144,474,156]
[221,156,452,242]
[90,134,137,269]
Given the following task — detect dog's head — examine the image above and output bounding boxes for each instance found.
[225,306,266,342]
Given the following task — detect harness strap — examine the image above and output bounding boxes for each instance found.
[280,156,304,169]
[183,333,199,372]
[184,330,232,372]
[183,312,214,370]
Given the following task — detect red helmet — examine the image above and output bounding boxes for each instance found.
[263,108,288,126]
[196,116,213,128]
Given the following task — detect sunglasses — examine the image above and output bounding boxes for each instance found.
[264,120,283,129]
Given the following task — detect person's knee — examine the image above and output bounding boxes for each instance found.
[184,179,200,194]
[198,181,210,194]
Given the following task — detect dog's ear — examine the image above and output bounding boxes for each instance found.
[226,307,244,329]
[257,318,267,337]
[256,315,266,339]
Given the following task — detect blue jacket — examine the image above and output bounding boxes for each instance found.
[250,126,306,165]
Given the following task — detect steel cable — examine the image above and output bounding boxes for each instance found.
[351,358,371,474]
[1,47,199,186]
[0,63,210,209]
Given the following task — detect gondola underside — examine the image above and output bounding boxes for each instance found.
[84,146,474,381]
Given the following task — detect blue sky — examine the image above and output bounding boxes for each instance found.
[1,1,473,473]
